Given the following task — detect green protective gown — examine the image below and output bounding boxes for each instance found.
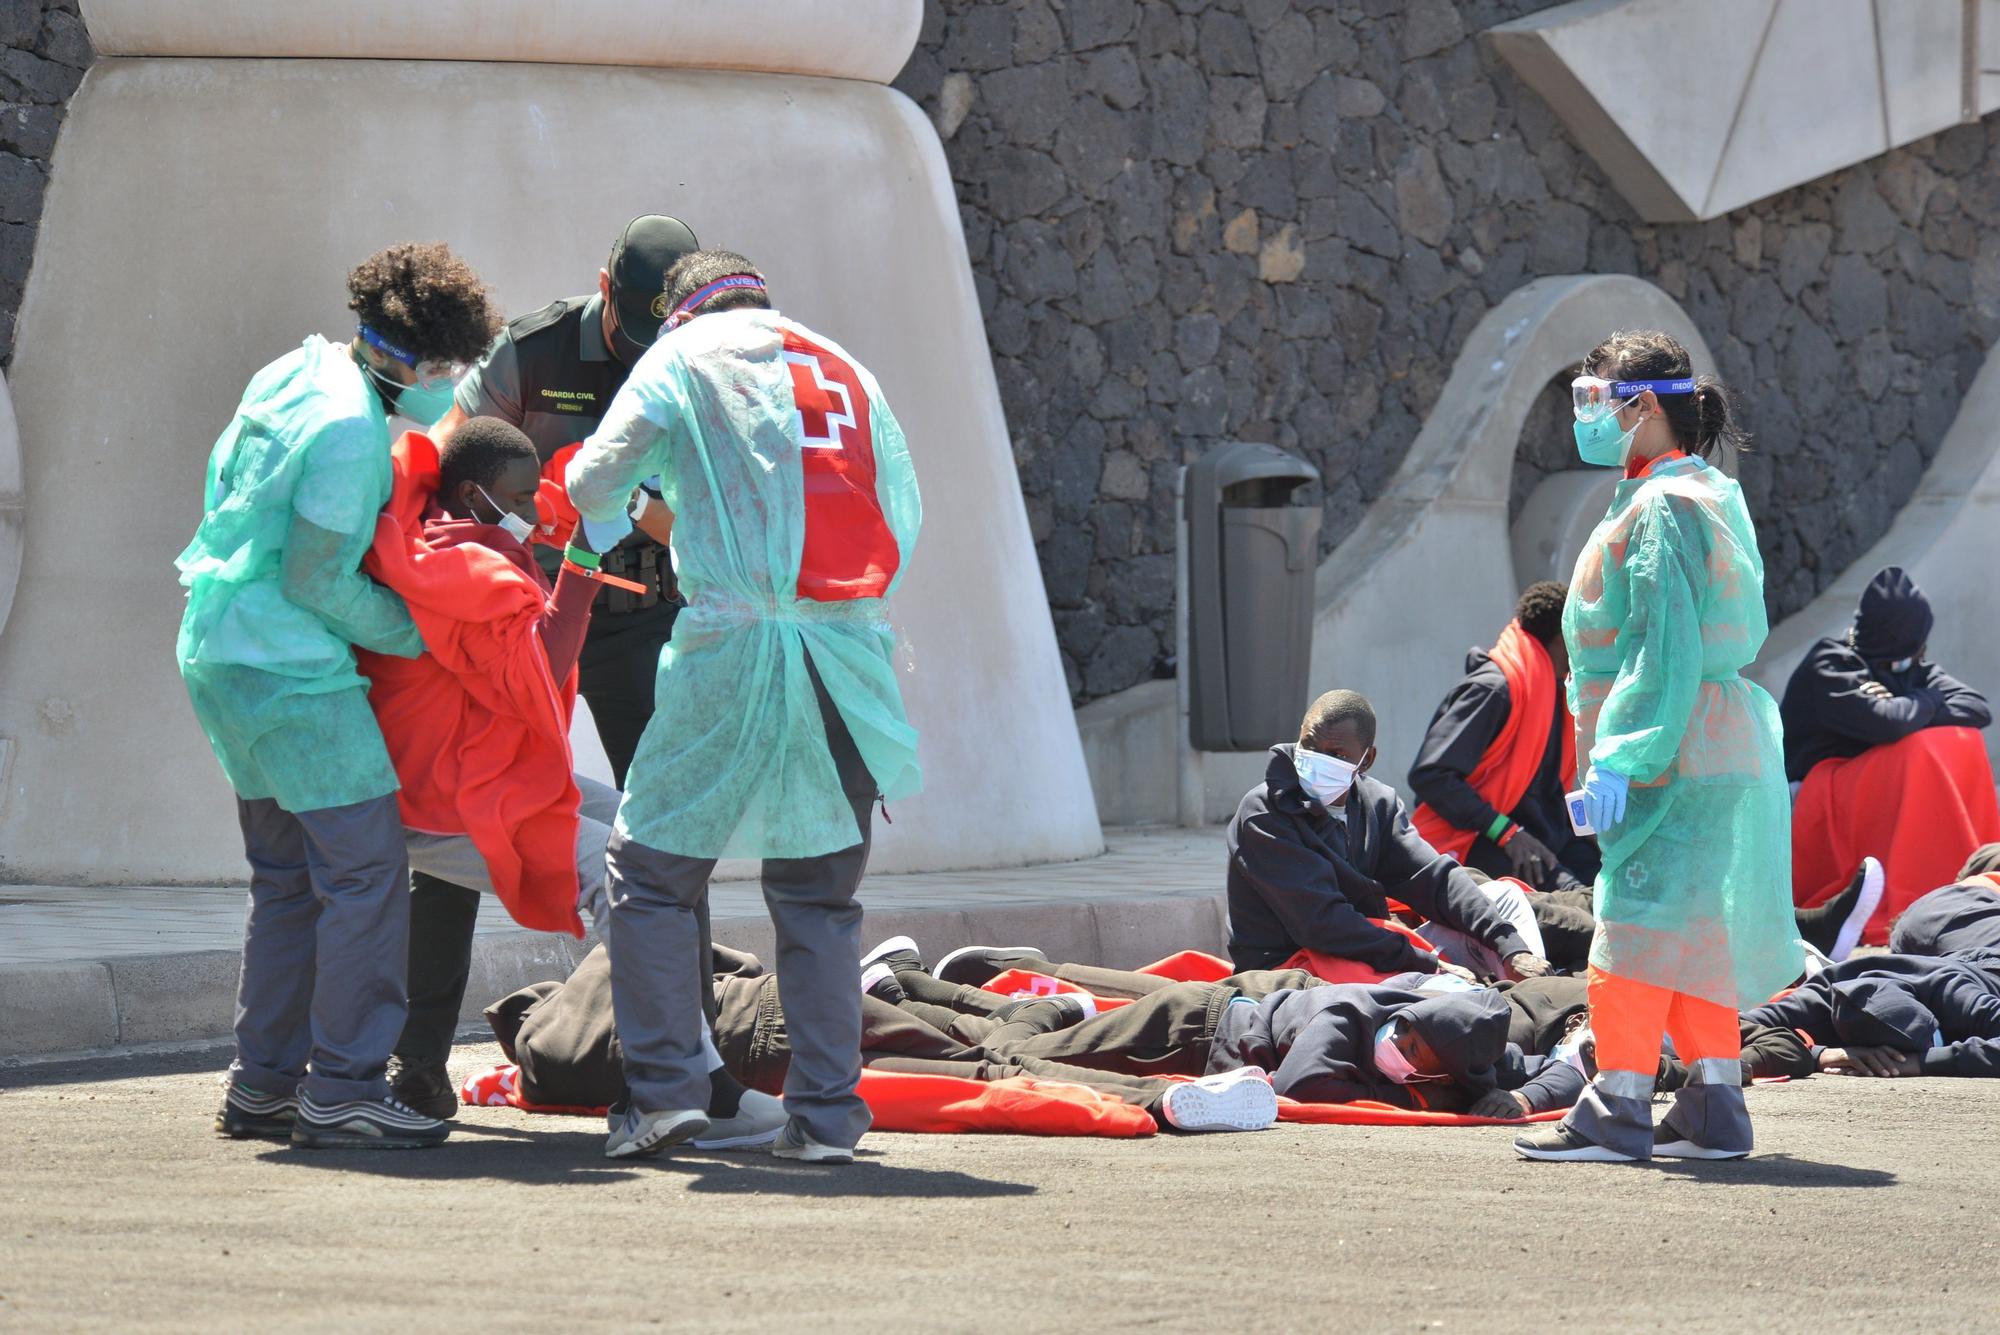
[567,308,922,861]
[1564,454,1801,1008]
[176,335,425,813]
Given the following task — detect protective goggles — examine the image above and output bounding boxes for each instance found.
[1571,375,1695,423]
[359,325,466,389]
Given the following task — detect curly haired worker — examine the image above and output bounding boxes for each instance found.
[1514,331,1801,1163]
[177,243,501,1150]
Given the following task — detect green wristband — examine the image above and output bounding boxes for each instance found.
[1485,813,1512,842]
[563,543,601,571]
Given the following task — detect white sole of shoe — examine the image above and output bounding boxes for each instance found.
[772,1142,856,1164]
[1831,858,1886,962]
[1163,1068,1278,1132]
[606,1108,710,1159]
[1654,1139,1749,1160]
[860,935,922,971]
[694,1126,785,1150]
[1512,1141,1638,1163]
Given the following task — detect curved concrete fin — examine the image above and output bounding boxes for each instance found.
[1078,275,1714,822]
[0,374,19,644]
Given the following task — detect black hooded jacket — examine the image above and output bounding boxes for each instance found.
[1408,647,1572,851]
[1778,568,1989,782]
[1225,745,1533,973]
[1208,982,1581,1111]
[1889,877,2000,957]
[1742,950,2000,1077]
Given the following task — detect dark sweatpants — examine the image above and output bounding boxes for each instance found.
[960,981,1239,1077]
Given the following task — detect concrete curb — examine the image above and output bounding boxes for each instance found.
[0,892,1227,1062]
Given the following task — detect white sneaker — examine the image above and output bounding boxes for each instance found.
[1160,1066,1278,1132]
[772,1121,856,1163]
[605,1105,709,1159]
[693,1089,787,1149]
[1832,856,1885,962]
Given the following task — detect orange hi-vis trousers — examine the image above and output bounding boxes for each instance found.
[1588,965,1740,1077]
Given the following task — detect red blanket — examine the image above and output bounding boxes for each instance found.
[1793,726,2000,945]
[1413,620,1576,861]
[358,432,584,938]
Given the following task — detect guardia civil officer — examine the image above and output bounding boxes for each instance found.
[392,216,698,1118]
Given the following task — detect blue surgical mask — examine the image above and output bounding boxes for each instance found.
[1573,409,1640,467]
[1294,746,1359,808]
[1889,655,1917,674]
[476,485,537,545]
[390,378,459,425]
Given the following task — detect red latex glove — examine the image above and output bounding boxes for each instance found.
[533,443,583,549]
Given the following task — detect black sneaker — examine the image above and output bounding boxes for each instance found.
[291,1091,451,1150]
[860,934,926,977]
[214,1082,298,1140]
[388,1055,458,1121]
[1794,857,1884,962]
[859,962,908,1006]
[934,945,1050,987]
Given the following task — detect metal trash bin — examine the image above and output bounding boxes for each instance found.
[1183,442,1322,752]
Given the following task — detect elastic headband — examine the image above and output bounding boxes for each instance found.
[666,274,767,327]
[1612,378,1695,396]
[358,324,417,367]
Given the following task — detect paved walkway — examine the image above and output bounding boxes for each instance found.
[0,827,1230,1059]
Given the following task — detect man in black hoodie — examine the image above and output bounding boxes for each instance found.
[1225,689,1555,979]
[1781,566,1996,946]
[1889,845,2000,957]
[1740,949,2000,1079]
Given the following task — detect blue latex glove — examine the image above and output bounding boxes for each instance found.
[1581,766,1629,831]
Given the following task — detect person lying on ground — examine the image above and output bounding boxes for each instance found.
[1227,688,1557,980]
[1410,581,1598,901]
[1739,948,2000,1079]
[484,942,1280,1134]
[1888,845,2000,957]
[866,939,1580,1116]
[356,419,779,1145]
[1781,566,1998,945]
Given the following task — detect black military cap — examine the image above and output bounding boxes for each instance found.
[606,214,700,362]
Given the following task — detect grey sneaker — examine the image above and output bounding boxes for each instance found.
[215,1082,298,1140]
[1513,1122,1638,1163]
[291,1092,449,1150]
[605,1104,709,1159]
[693,1090,787,1150]
[772,1121,855,1164]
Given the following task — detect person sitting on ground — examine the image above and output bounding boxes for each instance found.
[1739,948,2000,1080]
[1410,581,1597,904]
[484,941,1281,1134]
[869,939,1580,1116]
[1227,688,1556,981]
[357,417,786,1149]
[1887,845,2000,957]
[1782,567,1998,945]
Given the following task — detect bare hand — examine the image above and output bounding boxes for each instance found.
[1820,1045,1919,1077]
[1470,1089,1532,1120]
[1434,960,1478,984]
[1505,952,1554,980]
[1504,830,1559,887]
[1859,680,1893,700]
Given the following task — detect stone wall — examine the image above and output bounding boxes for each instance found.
[893,0,2000,703]
[0,1,88,367]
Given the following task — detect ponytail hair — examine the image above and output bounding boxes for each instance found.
[1584,329,1751,463]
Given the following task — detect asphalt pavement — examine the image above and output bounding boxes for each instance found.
[3,1041,1997,1333]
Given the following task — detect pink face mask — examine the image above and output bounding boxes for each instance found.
[1374,1021,1421,1084]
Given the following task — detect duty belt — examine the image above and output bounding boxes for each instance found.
[596,543,678,615]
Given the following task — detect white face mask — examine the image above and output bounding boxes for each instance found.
[1374,1021,1421,1084]
[1294,746,1359,808]
[477,485,537,545]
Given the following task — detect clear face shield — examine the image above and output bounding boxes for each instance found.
[359,324,466,390]
[1571,375,1696,423]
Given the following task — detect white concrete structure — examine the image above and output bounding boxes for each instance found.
[1079,275,1714,822]
[0,7,1102,883]
[1489,0,2000,222]
[1749,337,2000,778]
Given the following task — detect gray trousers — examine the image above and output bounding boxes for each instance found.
[405,773,621,938]
[231,794,411,1104]
[608,667,876,1148]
